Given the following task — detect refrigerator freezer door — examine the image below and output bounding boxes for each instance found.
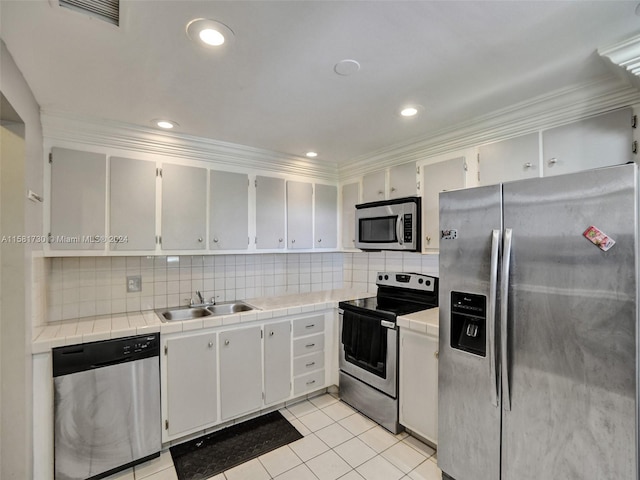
[438,185,502,480]
[501,164,637,480]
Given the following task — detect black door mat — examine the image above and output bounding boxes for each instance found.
[170,410,303,480]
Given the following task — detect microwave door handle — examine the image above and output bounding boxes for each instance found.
[396,216,403,245]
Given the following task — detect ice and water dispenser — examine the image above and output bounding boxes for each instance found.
[450,291,486,356]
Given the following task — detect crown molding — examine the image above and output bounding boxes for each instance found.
[339,75,640,178]
[41,111,340,181]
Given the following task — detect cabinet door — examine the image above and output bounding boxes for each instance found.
[219,326,262,419]
[110,157,156,251]
[264,321,291,404]
[341,182,359,249]
[478,133,540,186]
[50,147,106,250]
[210,170,248,250]
[542,107,633,177]
[422,157,466,251]
[399,329,438,444]
[389,162,417,198]
[286,180,313,249]
[314,184,337,249]
[165,332,217,437]
[256,176,285,249]
[362,170,386,203]
[161,163,207,250]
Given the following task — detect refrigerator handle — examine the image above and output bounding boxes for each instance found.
[501,228,513,411]
[488,229,500,407]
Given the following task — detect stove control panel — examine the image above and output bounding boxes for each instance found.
[376,272,436,292]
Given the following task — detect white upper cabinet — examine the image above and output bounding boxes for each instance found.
[161,163,207,250]
[362,162,417,203]
[314,184,337,249]
[50,147,106,250]
[389,162,417,199]
[341,182,360,250]
[542,107,633,177]
[210,170,248,250]
[422,157,466,251]
[255,175,286,250]
[110,156,156,251]
[286,180,313,249]
[478,133,540,186]
[362,170,386,203]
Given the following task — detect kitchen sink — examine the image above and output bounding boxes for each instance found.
[158,307,212,322]
[157,301,255,322]
[206,302,254,315]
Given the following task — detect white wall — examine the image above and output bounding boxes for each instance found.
[0,39,44,480]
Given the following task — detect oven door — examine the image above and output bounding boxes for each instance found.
[339,309,397,398]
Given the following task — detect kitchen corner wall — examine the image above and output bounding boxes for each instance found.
[40,251,439,324]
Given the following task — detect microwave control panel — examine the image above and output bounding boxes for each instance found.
[403,214,413,242]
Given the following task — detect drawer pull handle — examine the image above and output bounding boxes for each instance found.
[305,362,316,367]
[305,343,315,348]
[306,380,316,385]
[305,324,315,329]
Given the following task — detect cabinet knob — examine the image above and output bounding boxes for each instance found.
[317,238,322,243]
[523,162,533,169]
[269,331,274,336]
[208,341,213,348]
[390,187,396,192]
[378,190,384,195]
[198,237,203,242]
[278,238,283,243]
[435,350,439,359]
[426,236,431,244]
[291,239,296,244]
[548,157,558,165]
[224,339,230,346]
[213,237,219,243]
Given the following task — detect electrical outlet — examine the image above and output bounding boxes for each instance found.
[127,275,142,293]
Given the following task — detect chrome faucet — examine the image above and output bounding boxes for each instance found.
[189,291,215,307]
[196,290,204,304]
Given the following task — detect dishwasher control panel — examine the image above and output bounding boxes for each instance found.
[53,333,160,377]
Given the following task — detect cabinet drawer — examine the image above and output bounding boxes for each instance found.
[292,314,325,337]
[293,333,324,357]
[294,370,325,395]
[293,351,324,376]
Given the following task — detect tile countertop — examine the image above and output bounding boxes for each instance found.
[32,288,370,354]
[397,307,440,338]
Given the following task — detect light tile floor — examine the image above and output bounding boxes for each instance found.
[104,394,442,480]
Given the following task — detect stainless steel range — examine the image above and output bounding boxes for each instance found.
[338,272,438,433]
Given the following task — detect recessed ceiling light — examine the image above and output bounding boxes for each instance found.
[153,119,178,129]
[306,151,318,158]
[187,18,235,49]
[334,59,361,76]
[400,107,419,117]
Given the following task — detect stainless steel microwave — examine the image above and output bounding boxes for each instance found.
[355,197,421,251]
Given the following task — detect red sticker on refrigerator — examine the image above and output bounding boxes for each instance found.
[583,225,616,251]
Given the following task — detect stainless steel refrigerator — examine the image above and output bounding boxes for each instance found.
[438,163,638,480]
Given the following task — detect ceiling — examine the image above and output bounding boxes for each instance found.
[1,1,639,167]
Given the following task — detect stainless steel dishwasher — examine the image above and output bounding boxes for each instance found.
[53,333,161,480]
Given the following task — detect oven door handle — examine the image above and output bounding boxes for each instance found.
[381,320,396,329]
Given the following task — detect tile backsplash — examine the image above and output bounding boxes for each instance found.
[43,251,439,323]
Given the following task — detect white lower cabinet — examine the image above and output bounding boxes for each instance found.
[164,332,218,438]
[264,320,292,405]
[399,328,438,445]
[161,310,331,443]
[219,326,263,420]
